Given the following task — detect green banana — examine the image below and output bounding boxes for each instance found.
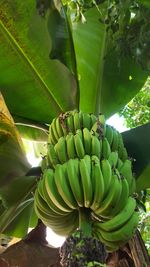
[41,156,48,172]
[121,147,128,161]
[79,156,93,207]
[54,136,68,163]
[39,178,68,215]
[66,113,74,132]
[108,151,118,168]
[91,134,102,159]
[101,159,112,197]
[117,158,123,169]
[50,210,79,237]
[58,112,68,136]
[102,137,111,159]
[82,112,91,130]
[49,124,57,145]
[66,133,76,159]
[100,211,139,243]
[67,158,84,207]
[43,169,72,212]
[47,143,59,168]
[54,163,78,209]
[111,128,119,151]
[90,155,104,211]
[117,131,125,158]
[83,128,92,154]
[34,203,58,224]
[91,121,99,136]
[76,128,83,141]
[84,154,92,177]
[98,114,106,135]
[94,197,136,232]
[51,118,60,142]
[73,111,81,131]
[105,125,113,146]
[34,189,52,216]
[92,229,119,252]
[94,173,122,218]
[129,176,136,195]
[55,116,64,138]
[106,176,129,217]
[90,113,97,127]
[119,159,133,189]
[34,201,72,226]
[74,132,85,159]
[34,204,78,237]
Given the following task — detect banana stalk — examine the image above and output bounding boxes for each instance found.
[78,208,92,237]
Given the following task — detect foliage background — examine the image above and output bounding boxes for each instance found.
[120,77,150,128]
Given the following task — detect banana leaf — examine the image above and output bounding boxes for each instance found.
[0,0,77,125]
[136,164,150,192]
[0,175,38,235]
[3,201,37,238]
[122,123,150,191]
[48,8,77,77]
[71,6,148,116]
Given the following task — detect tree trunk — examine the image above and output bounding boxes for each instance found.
[107,230,150,267]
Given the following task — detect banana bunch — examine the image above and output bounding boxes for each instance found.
[34,110,138,251]
[92,198,139,252]
[49,110,97,145]
[47,127,136,196]
[47,126,128,166]
[35,155,137,237]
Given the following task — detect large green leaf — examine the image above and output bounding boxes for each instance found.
[0,176,37,237]
[122,123,150,191]
[71,6,107,115]
[0,198,33,236]
[136,164,150,192]
[3,201,36,238]
[71,6,148,116]
[100,53,148,117]
[0,0,77,124]
[48,8,77,76]
[0,176,37,208]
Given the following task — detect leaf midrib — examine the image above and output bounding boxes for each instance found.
[0,20,63,112]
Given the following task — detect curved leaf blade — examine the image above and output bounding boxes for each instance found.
[71,5,148,116]
[0,198,33,235]
[3,201,36,238]
[0,1,77,123]
[72,6,107,114]
[48,8,77,75]
[101,53,148,117]
[0,175,38,235]
[122,123,150,178]
[136,164,150,192]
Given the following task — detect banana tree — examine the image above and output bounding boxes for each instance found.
[0,0,150,266]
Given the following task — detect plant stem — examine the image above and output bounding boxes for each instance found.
[78,208,92,237]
